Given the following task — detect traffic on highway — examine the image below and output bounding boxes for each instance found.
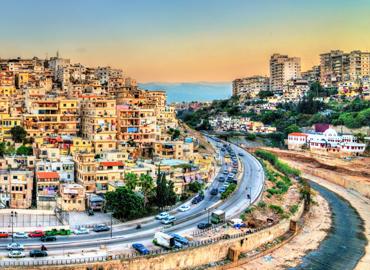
[0,135,264,262]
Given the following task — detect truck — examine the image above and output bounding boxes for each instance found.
[153,232,181,249]
[210,210,226,224]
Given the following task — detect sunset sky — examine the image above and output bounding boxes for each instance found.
[1,0,369,82]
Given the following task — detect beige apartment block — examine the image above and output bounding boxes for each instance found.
[57,183,86,212]
[23,99,79,138]
[0,170,33,209]
[80,98,117,153]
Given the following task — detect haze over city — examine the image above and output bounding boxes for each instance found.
[1,0,370,82]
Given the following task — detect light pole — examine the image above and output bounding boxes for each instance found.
[205,208,210,224]
[110,212,113,238]
[10,211,17,243]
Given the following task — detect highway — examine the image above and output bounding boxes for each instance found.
[0,136,265,261]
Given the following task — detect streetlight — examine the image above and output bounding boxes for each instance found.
[10,211,17,243]
[205,208,210,224]
[110,212,113,238]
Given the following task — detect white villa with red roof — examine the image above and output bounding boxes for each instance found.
[288,127,366,157]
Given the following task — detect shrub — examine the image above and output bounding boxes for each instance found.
[221,183,237,199]
[289,204,299,214]
[257,201,266,208]
[269,204,284,215]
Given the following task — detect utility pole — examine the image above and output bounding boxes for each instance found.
[10,211,17,243]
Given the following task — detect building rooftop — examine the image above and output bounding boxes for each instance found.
[37,171,59,179]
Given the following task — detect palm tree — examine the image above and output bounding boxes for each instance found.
[139,174,155,207]
[124,173,138,190]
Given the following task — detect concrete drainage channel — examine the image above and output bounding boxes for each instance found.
[289,181,367,270]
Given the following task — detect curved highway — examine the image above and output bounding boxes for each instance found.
[0,136,265,262]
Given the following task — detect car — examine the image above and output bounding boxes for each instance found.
[197,222,212,229]
[155,212,169,220]
[13,232,28,238]
[232,168,238,174]
[29,250,48,257]
[191,194,204,204]
[219,186,226,193]
[132,243,149,255]
[28,231,44,238]
[178,204,190,212]
[41,235,57,242]
[73,227,89,235]
[238,153,244,157]
[93,224,110,232]
[0,232,9,238]
[169,233,189,245]
[161,216,176,224]
[223,182,230,188]
[8,250,26,258]
[7,243,24,251]
[228,173,235,178]
[218,176,225,182]
[223,169,228,175]
[210,188,218,195]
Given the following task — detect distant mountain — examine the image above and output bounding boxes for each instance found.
[138,82,231,103]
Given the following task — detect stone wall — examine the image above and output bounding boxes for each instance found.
[4,201,305,270]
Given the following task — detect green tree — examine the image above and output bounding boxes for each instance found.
[188,181,203,193]
[0,142,5,157]
[105,187,145,220]
[124,173,138,190]
[258,90,274,99]
[284,124,301,136]
[139,174,155,207]
[10,126,27,143]
[156,170,177,208]
[16,145,33,156]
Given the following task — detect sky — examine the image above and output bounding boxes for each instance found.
[1,0,369,82]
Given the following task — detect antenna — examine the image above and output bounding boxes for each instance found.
[56,50,59,58]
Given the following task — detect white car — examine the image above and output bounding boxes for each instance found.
[73,227,89,235]
[155,212,169,220]
[8,250,26,258]
[178,204,191,212]
[7,243,24,251]
[161,216,176,224]
[13,232,28,238]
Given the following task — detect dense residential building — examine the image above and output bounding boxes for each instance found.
[0,170,33,209]
[57,183,86,212]
[232,76,270,98]
[301,65,321,83]
[0,55,216,211]
[269,54,301,93]
[80,98,117,153]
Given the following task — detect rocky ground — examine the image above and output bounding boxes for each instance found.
[232,193,331,270]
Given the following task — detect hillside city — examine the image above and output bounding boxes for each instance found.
[0,44,369,269]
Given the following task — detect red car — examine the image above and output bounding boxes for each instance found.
[28,231,44,238]
[0,232,9,238]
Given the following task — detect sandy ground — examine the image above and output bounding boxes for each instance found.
[231,193,331,270]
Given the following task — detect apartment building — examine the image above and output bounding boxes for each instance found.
[320,50,350,86]
[0,170,33,209]
[23,99,79,138]
[80,98,117,153]
[70,137,94,155]
[301,65,321,83]
[232,76,270,98]
[74,152,96,193]
[57,183,86,212]
[96,161,125,194]
[283,79,309,101]
[154,140,194,161]
[270,54,301,93]
[116,104,157,147]
[35,156,74,183]
[36,171,60,204]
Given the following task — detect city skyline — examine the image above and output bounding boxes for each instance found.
[1,0,370,82]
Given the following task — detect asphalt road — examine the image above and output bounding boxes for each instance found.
[0,136,265,261]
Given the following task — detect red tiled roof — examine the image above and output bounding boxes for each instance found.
[100,161,124,167]
[37,172,59,179]
[288,132,308,137]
